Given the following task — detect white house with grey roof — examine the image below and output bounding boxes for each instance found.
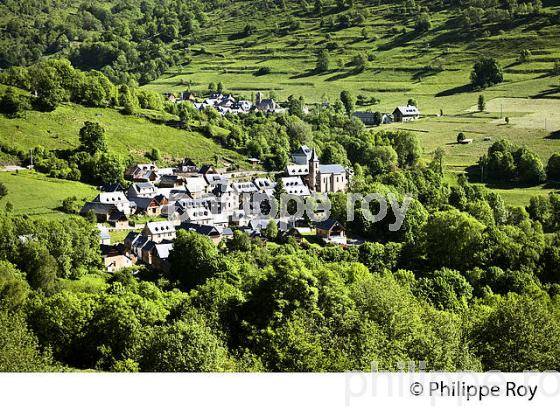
[392,105,420,122]
[142,221,176,243]
[281,176,311,197]
[127,182,158,199]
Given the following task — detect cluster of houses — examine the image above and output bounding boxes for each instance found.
[86,146,352,273]
[164,91,283,115]
[353,105,421,126]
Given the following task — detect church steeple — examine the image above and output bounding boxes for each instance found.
[308,148,320,192]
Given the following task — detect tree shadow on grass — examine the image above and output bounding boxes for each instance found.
[435,84,473,97]
[531,86,560,99]
[545,130,560,140]
[325,68,364,82]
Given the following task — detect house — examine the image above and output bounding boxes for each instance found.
[140,240,157,265]
[353,111,378,126]
[316,219,346,244]
[205,174,229,192]
[180,206,215,226]
[281,176,311,197]
[381,114,393,124]
[80,191,136,219]
[159,175,184,189]
[99,227,111,245]
[218,227,234,241]
[163,92,177,103]
[108,210,129,229]
[281,227,304,243]
[392,105,420,122]
[232,181,259,196]
[212,183,239,216]
[176,158,198,173]
[151,243,173,272]
[180,222,222,245]
[125,164,159,182]
[101,244,133,272]
[142,221,177,243]
[80,202,117,222]
[253,178,276,196]
[292,145,313,165]
[181,92,197,102]
[183,176,208,198]
[134,197,162,216]
[127,182,158,199]
[286,164,309,177]
[199,165,218,176]
[247,158,261,167]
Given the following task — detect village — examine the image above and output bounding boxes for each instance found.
[83,144,355,273]
[163,89,422,124]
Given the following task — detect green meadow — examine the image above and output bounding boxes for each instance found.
[142,2,560,205]
[0,104,243,165]
[0,170,98,219]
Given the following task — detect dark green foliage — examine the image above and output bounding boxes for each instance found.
[547,153,560,180]
[480,140,546,185]
[316,50,330,72]
[79,121,107,155]
[471,58,504,89]
[0,310,55,371]
[169,230,223,290]
[472,295,560,371]
[340,90,353,115]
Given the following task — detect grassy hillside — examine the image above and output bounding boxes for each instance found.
[142,0,560,205]
[0,170,98,219]
[144,1,560,113]
[0,104,243,166]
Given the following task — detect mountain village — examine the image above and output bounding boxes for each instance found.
[84,144,354,273]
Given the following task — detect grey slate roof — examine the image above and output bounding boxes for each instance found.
[319,164,346,174]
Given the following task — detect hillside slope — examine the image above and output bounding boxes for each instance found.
[0,104,243,166]
[144,0,560,115]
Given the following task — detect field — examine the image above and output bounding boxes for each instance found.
[0,170,98,219]
[142,2,560,205]
[0,104,243,166]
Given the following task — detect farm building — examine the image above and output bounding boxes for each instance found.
[393,105,420,122]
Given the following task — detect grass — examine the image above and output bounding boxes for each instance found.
[0,170,98,219]
[109,229,134,244]
[141,1,560,206]
[0,104,245,166]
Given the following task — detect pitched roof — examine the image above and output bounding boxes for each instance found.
[319,164,346,174]
[108,210,128,222]
[180,222,221,237]
[100,183,125,192]
[294,145,312,158]
[199,165,217,175]
[316,218,343,231]
[134,197,159,210]
[144,221,176,235]
[394,105,420,116]
[153,243,174,259]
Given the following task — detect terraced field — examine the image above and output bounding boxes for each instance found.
[143,1,560,205]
